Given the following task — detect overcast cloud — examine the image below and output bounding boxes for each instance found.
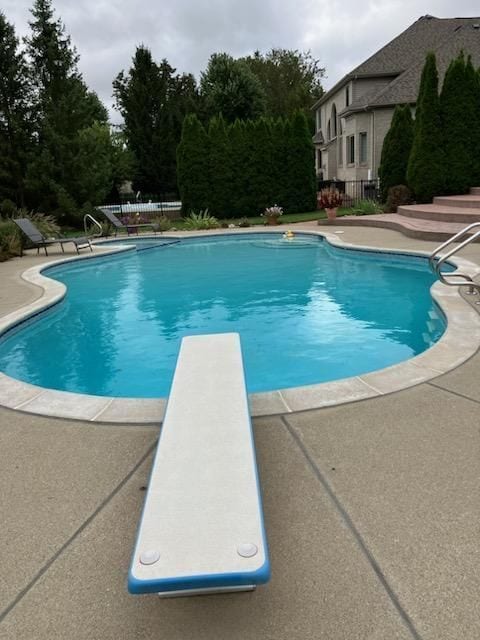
[3,0,480,122]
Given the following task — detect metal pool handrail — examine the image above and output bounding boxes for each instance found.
[83,213,103,238]
[429,221,480,294]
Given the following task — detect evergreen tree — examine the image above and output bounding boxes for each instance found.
[248,118,275,213]
[283,111,316,213]
[271,117,289,208]
[0,13,33,207]
[177,114,210,214]
[228,119,249,216]
[378,105,414,202]
[407,53,445,203]
[465,56,480,185]
[25,0,110,219]
[200,53,266,123]
[114,48,198,195]
[207,115,232,218]
[440,53,472,194]
[74,122,113,207]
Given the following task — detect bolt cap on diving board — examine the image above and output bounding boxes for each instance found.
[128,333,270,595]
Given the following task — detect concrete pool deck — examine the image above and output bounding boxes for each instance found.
[0,225,479,639]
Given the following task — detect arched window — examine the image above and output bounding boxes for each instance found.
[331,104,337,138]
[327,119,331,141]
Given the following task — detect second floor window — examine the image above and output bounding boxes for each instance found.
[346,85,350,107]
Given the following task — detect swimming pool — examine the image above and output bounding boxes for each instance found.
[0,233,447,398]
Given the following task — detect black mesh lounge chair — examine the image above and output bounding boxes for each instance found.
[13,218,93,256]
[102,210,158,237]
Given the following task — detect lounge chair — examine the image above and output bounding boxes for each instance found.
[13,218,93,256]
[102,210,158,236]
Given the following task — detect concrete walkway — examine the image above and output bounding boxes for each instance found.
[0,227,479,640]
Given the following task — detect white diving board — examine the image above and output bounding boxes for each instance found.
[128,333,270,596]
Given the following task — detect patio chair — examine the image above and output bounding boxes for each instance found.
[13,218,93,256]
[102,210,158,237]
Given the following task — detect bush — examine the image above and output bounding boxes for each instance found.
[238,217,250,227]
[385,185,413,213]
[0,199,18,218]
[150,215,173,232]
[350,199,383,216]
[20,212,60,238]
[0,220,22,261]
[183,210,219,230]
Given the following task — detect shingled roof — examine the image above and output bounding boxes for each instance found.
[313,16,480,112]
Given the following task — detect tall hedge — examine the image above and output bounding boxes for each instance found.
[248,118,275,213]
[440,54,472,194]
[207,115,231,218]
[177,111,316,216]
[407,53,445,203]
[270,117,288,206]
[177,114,210,214]
[283,111,316,213]
[466,56,480,185]
[378,105,413,202]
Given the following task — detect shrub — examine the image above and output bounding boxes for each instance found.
[0,220,22,261]
[151,215,173,232]
[350,199,383,216]
[0,199,18,218]
[238,217,250,227]
[20,211,60,238]
[183,210,219,230]
[385,185,413,213]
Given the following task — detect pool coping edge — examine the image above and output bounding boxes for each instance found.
[0,228,479,423]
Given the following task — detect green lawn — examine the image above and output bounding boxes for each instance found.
[169,208,355,230]
[80,207,360,237]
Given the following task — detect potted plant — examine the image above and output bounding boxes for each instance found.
[317,188,343,222]
[262,205,283,226]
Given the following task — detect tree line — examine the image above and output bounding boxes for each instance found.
[0,0,324,224]
[379,51,480,204]
[177,112,317,218]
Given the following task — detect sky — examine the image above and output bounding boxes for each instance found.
[3,0,480,123]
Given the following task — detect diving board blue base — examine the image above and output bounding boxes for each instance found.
[127,333,270,597]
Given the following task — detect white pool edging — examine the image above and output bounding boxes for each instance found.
[0,229,479,423]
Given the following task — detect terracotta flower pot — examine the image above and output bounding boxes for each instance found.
[326,207,338,222]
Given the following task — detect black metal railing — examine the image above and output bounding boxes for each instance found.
[318,179,380,205]
[97,194,182,220]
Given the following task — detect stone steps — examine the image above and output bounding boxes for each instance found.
[433,195,480,209]
[318,187,480,241]
[319,213,480,242]
[398,204,480,223]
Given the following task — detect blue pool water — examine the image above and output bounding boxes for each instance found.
[0,233,447,397]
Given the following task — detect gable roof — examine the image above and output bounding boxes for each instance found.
[313,16,480,112]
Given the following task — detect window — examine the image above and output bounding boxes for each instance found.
[346,85,350,107]
[327,119,331,141]
[347,135,355,164]
[359,132,367,164]
[316,109,321,131]
[331,104,337,137]
[338,137,343,166]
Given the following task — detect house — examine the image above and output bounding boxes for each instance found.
[312,15,480,187]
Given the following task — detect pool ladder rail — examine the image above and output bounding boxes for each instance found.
[429,221,480,302]
[83,213,103,238]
